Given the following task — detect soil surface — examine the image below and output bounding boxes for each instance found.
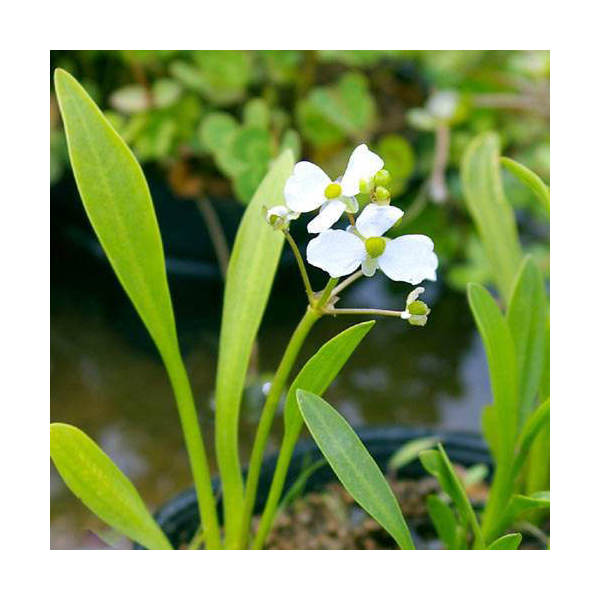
[257,471,546,550]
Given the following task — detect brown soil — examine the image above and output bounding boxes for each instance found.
[258,471,546,550]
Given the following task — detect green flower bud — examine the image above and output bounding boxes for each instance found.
[325,182,342,199]
[365,236,386,258]
[375,186,391,204]
[408,300,429,316]
[374,169,391,187]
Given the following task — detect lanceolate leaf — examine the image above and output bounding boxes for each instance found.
[50,423,171,550]
[284,321,375,436]
[420,445,485,549]
[500,156,550,218]
[488,532,522,550]
[512,400,550,480]
[461,133,522,303]
[468,283,519,461]
[507,256,548,428]
[497,492,549,534]
[427,495,460,550]
[54,69,178,357]
[297,390,415,550]
[214,150,295,543]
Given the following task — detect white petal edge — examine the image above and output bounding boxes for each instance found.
[377,235,438,284]
[361,256,378,277]
[284,161,331,213]
[307,199,347,233]
[405,286,425,306]
[355,203,404,238]
[340,144,384,196]
[306,230,366,278]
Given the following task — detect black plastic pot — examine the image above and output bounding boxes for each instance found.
[135,426,491,549]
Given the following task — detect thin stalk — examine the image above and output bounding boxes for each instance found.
[331,271,363,297]
[252,421,302,549]
[429,123,450,203]
[164,353,221,549]
[283,230,314,301]
[326,307,405,318]
[235,307,321,548]
[195,196,230,280]
[315,277,339,310]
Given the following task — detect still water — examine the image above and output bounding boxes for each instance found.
[50,233,491,549]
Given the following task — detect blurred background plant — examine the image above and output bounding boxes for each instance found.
[51,50,549,288]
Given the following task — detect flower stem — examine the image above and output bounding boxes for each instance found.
[315,277,339,310]
[235,306,321,548]
[331,271,363,297]
[326,307,405,317]
[283,230,314,301]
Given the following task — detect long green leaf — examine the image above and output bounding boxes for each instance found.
[500,156,550,217]
[468,283,519,459]
[507,256,548,428]
[496,492,549,534]
[284,321,375,434]
[512,400,550,480]
[55,69,220,548]
[297,390,415,550]
[461,133,522,302]
[420,445,485,549]
[427,495,460,550]
[388,437,440,473]
[252,321,375,549]
[214,149,295,544]
[488,532,522,550]
[54,68,177,356]
[50,423,171,550]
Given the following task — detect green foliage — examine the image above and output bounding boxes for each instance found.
[488,533,522,550]
[461,133,522,303]
[507,257,547,427]
[297,390,414,550]
[501,156,550,217]
[214,150,294,545]
[50,423,171,550]
[420,445,485,548]
[297,73,376,146]
[387,436,440,472]
[426,495,463,549]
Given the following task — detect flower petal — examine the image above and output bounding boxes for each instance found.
[306,230,366,278]
[377,235,438,284]
[284,161,331,213]
[361,256,378,277]
[355,203,404,238]
[307,199,347,233]
[340,144,384,196]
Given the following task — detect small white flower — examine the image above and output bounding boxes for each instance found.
[400,287,431,326]
[426,90,459,121]
[306,203,438,283]
[265,205,299,230]
[284,144,384,233]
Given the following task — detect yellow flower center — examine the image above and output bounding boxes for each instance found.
[365,237,386,258]
[324,182,342,199]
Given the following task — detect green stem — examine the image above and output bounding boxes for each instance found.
[327,307,405,318]
[316,277,339,310]
[234,307,321,548]
[283,230,314,301]
[331,271,363,297]
[164,353,221,549]
[252,420,302,549]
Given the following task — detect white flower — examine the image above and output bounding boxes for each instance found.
[306,203,438,283]
[400,287,431,326]
[265,205,299,230]
[283,144,384,233]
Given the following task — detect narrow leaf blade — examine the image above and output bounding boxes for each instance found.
[50,423,171,550]
[297,390,415,549]
[427,495,459,550]
[507,256,547,427]
[488,532,522,550]
[500,156,550,217]
[54,69,177,355]
[214,150,295,540]
[461,133,522,302]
